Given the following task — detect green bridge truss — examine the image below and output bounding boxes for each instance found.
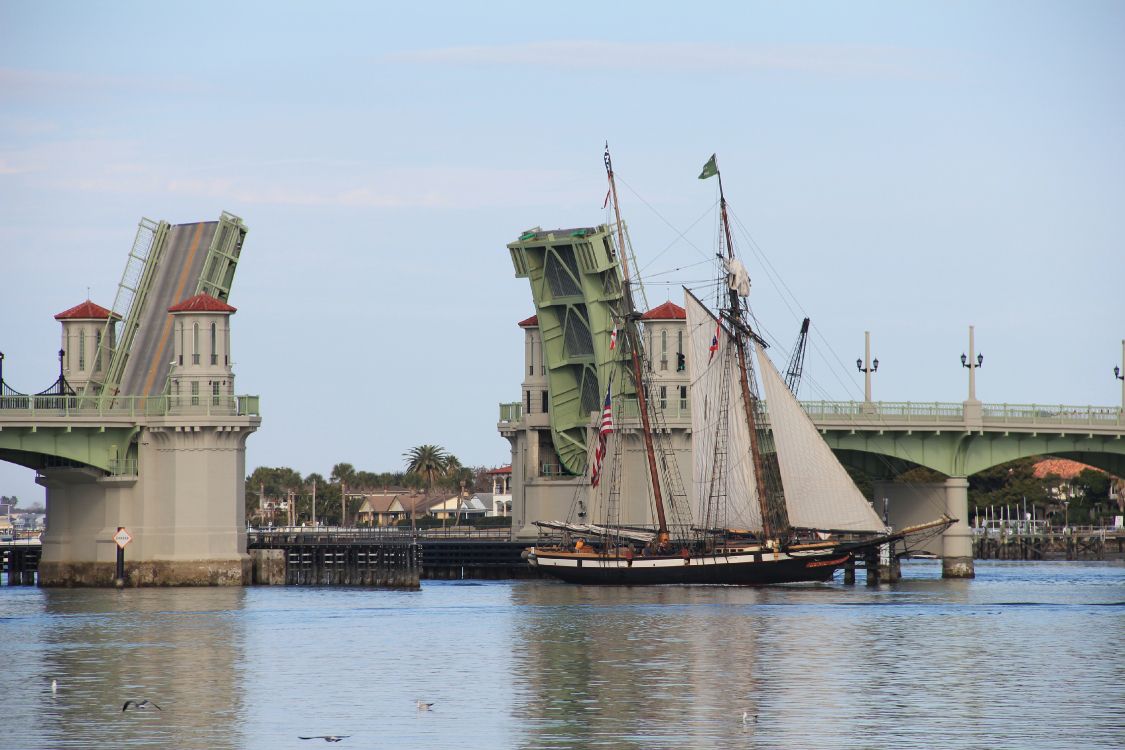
[508,225,635,475]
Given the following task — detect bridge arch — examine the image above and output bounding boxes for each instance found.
[825,429,1125,479]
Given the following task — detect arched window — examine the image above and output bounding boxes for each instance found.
[192,323,200,365]
[178,322,184,365]
[660,329,668,370]
[210,322,217,365]
[78,330,86,371]
[94,330,102,372]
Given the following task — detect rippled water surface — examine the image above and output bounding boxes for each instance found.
[2,561,1123,749]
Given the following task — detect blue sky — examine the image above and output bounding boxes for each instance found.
[2,1,1123,501]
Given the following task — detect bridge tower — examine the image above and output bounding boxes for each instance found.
[54,300,120,395]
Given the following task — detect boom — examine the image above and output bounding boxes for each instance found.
[784,317,810,395]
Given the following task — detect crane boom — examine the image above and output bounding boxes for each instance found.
[784,317,811,395]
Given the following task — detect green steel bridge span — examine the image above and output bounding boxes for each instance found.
[498,398,1125,478]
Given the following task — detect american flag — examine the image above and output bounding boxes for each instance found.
[708,323,721,362]
[590,385,614,488]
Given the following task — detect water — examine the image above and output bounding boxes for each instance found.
[2,560,1123,749]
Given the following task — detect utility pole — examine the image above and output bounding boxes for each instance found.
[340,481,346,528]
[311,479,317,527]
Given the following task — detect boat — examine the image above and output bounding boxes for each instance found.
[527,151,954,585]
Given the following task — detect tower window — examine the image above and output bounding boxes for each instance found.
[212,381,220,406]
[210,322,218,365]
[541,390,549,413]
[192,323,200,365]
[78,330,86,371]
[94,331,102,372]
[191,381,199,406]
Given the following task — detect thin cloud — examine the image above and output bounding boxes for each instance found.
[0,67,208,99]
[384,40,930,78]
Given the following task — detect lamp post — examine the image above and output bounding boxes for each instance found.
[1114,339,1124,411]
[856,331,879,404]
[961,325,983,402]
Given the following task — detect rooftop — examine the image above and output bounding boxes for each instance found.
[54,300,119,321]
[168,293,237,314]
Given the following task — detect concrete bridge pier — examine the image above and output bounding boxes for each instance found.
[36,421,257,587]
[942,476,975,578]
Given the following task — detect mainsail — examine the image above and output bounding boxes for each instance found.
[684,289,762,533]
[754,342,886,532]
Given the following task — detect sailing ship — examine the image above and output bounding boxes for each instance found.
[527,151,953,585]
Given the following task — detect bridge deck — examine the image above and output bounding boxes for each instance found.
[117,221,218,398]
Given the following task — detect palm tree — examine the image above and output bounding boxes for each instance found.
[403,445,451,524]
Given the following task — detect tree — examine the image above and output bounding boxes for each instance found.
[403,445,451,493]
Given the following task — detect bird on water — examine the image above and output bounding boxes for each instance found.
[298,737,350,743]
[416,700,434,710]
[122,700,162,712]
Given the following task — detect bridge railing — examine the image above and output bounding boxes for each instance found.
[0,394,261,419]
[800,400,1124,427]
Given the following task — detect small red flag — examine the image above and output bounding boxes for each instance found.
[602,188,611,209]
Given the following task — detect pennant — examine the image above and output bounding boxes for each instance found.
[602,188,611,209]
[698,153,718,180]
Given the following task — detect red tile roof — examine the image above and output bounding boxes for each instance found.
[54,300,119,320]
[518,315,538,327]
[486,465,512,475]
[641,301,686,320]
[1032,458,1099,480]
[168,293,237,314]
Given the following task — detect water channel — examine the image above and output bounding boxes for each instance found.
[2,560,1123,749]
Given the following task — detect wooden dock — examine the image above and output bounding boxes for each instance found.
[0,540,41,585]
[973,527,1124,561]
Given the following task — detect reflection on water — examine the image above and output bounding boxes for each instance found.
[2,562,1123,749]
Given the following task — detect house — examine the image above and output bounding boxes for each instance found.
[1032,458,1101,500]
[486,466,512,517]
[354,489,430,526]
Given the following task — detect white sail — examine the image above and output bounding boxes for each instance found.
[684,290,762,533]
[754,341,885,532]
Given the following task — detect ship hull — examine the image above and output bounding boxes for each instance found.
[527,547,848,585]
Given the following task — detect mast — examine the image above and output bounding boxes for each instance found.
[715,165,779,542]
[604,145,669,541]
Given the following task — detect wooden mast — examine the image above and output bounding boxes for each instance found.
[604,145,669,542]
[715,166,776,542]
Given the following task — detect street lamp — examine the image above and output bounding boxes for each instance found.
[960,325,983,402]
[1115,339,1124,410]
[856,331,878,403]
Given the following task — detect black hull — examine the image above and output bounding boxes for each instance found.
[530,551,846,586]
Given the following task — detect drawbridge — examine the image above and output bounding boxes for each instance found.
[507,224,636,475]
[87,211,247,404]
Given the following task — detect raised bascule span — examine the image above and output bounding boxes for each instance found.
[90,212,246,403]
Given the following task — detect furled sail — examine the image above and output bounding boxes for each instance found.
[684,290,762,533]
[754,341,885,532]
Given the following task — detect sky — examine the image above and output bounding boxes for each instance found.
[1,1,1123,502]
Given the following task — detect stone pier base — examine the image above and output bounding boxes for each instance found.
[250,549,286,585]
[38,557,251,587]
[942,556,976,579]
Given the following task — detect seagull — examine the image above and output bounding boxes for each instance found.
[416,700,434,710]
[122,699,162,712]
[51,680,57,694]
[742,711,758,725]
[298,737,350,743]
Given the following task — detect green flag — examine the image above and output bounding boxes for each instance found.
[698,154,718,180]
